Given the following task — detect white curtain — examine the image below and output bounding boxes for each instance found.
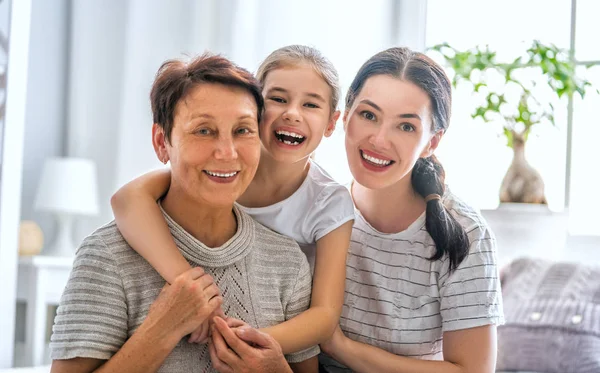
[65,0,427,242]
[66,0,236,241]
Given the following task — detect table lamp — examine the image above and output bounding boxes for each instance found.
[34,157,99,257]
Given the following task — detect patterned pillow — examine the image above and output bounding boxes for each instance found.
[497,257,600,373]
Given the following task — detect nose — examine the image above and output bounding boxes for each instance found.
[369,126,391,150]
[282,104,301,123]
[214,135,238,160]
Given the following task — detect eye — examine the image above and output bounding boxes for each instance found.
[399,123,416,132]
[304,102,320,109]
[235,127,253,135]
[269,97,286,103]
[360,111,377,121]
[196,127,212,135]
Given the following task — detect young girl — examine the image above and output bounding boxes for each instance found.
[110,45,354,364]
[319,47,504,372]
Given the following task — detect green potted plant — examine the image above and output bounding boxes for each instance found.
[429,41,596,204]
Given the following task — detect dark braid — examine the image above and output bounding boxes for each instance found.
[411,156,469,272]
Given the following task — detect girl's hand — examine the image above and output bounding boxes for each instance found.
[320,325,346,357]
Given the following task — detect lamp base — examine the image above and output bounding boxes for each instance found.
[43,213,76,257]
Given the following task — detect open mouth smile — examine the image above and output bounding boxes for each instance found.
[360,150,395,168]
[203,170,240,183]
[274,130,306,146]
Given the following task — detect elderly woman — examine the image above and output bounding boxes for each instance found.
[49,54,317,373]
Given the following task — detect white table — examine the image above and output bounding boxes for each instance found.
[16,256,73,367]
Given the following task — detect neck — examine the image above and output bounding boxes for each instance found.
[161,184,237,248]
[352,175,426,234]
[252,148,311,200]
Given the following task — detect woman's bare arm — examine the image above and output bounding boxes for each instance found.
[323,324,497,373]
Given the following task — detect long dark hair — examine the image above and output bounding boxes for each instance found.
[346,47,469,272]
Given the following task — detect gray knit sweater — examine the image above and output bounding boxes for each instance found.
[50,205,318,372]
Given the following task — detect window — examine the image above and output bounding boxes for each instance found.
[426,0,600,235]
[426,0,572,211]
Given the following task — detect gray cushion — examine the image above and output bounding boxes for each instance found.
[496,257,600,373]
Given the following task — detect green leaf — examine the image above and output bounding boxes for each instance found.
[426,39,597,144]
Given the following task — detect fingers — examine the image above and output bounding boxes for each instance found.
[215,306,226,320]
[213,316,251,357]
[181,267,205,281]
[211,324,240,367]
[188,322,210,344]
[208,339,234,373]
[203,283,220,300]
[234,326,274,349]
[208,295,223,311]
[226,317,248,329]
[195,273,215,290]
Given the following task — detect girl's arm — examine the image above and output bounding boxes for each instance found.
[322,325,497,373]
[261,220,353,354]
[110,169,191,284]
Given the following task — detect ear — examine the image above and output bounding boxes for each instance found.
[152,124,170,164]
[420,130,443,158]
[342,110,350,131]
[324,110,341,137]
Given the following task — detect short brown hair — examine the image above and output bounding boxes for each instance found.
[150,53,263,143]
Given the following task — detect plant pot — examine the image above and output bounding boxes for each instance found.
[499,133,546,204]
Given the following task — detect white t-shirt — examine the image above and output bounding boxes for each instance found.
[321,192,505,371]
[237,160,355,271]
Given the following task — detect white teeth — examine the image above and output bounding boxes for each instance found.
[282,139,300,145]
[275,130,304,139]
[205,171,238,178]
[361,152,392,166]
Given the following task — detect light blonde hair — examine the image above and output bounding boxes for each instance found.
[256,45,340,113]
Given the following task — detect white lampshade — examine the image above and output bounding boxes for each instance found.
[34,157,99,216]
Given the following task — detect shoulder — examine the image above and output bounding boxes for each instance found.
[76,221,124,257]
[443,191,495,244]
[305,161,354,213]
[74,220,142,271]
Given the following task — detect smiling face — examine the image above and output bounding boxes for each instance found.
[344,75,442,191]
[259,64,339,164]
[153,83,261,208]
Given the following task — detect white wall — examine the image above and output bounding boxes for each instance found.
[19,0,69,248]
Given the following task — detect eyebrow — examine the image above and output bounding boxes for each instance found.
[359,99,421,121]
[190,113,256,121]
[190,113,215,120]
[268,86,327,103]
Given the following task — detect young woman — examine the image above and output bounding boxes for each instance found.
[319,47,505,373]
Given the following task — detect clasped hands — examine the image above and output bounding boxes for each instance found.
[147,267,289,373]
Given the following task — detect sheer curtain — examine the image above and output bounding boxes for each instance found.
[66,0,234,241]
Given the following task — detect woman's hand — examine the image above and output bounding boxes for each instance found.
[320,325,347,358]
[145,267,223,341]
[188,305,227,343]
